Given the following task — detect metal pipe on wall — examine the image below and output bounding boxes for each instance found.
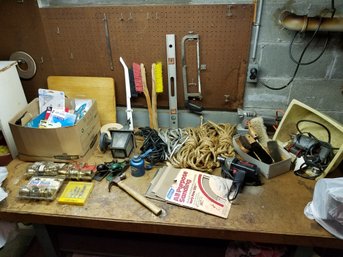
[279,11,343,32]
[251,0,264,62]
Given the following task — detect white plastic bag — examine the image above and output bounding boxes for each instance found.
[304,177,343,239]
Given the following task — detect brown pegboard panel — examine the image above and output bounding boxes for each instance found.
[0,0,54,102]
[40,4,253,111]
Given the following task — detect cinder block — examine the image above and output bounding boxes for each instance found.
[289,80,343,115]
[259,43,332,79]
[244,78,290,110]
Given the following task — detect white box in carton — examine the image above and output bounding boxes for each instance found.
[233,134,292,179]
[9,98,100,162]
[273,99,343,180]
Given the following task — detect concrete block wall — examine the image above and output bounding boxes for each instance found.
[245,0,343,123]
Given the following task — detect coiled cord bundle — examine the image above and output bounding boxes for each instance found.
[159,128,189,161]
[170,121,236,172]
[137,127,167,165]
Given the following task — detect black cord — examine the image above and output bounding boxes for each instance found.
[289,2,336,66]
[292,119,335,179]
[260,16,323,91]
[137,127,167,164]
[289,31,329,66]
[294,163,321,180]
[296,119,331,143]
[331,0,336,18]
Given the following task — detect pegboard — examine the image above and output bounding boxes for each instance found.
[40,4,253,111]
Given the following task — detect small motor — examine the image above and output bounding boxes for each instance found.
[286,134,334,178]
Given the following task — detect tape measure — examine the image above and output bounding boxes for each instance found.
[9,51,36,79]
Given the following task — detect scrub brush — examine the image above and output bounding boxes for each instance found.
[154,62,163,93]
[151,63,157,129]
[129,67,138,98]
[133,63,143,93]
[151,62,164,129]
[248,116,270,148]
[248,116,282,162]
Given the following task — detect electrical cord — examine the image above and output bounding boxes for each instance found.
[292,120,335,179]
[260,16,323,90]
[158,128,189,160]
[331,0,336,18]
[137,127,167,165]
[289,3,336,66]
[296,119,331,143]
[289,31,329,66]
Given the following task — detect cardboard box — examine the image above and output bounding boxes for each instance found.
[233,134,292,179]
[273,99,343,180]
[9,98,100,162]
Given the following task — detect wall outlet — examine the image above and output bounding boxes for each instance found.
[246,64,259,83]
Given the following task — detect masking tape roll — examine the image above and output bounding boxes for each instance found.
[100,123,123,138]
[9,51,37,79]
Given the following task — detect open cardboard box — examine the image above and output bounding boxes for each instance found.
[233,99,342,179]
[273,99,343,180]
[9,98,100,162]
[233,135,292,179]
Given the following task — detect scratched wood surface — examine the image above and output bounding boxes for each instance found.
[0,149,342,248]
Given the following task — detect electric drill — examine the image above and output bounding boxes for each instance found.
[218,156,261,201]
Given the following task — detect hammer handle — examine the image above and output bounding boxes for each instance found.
[118,181,163,216]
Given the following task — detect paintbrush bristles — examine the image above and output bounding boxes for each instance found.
[248,117,270,147]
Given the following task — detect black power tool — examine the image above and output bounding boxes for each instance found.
[218,156,261,201]
[286,133,334,178]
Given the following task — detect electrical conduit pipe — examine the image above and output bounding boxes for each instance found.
[279,11,343,32]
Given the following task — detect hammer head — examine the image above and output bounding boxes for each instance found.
[108,173,126,192]
[112,173,126,184]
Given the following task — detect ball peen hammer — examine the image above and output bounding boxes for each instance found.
[108,173,163,216]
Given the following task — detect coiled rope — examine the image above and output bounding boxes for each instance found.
[170,121,236,172]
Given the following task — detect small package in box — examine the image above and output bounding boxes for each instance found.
[18,176,65,201]
[273,99,343,180]
[9,98,100,162]
[233,134,292,179]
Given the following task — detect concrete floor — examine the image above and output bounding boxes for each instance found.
[0,223,35,257]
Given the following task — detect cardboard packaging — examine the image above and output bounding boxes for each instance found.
[273,99,343,180]
[233,134,292,179]
[9,98,100,162]
[234,100,343,179]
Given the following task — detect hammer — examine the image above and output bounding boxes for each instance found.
[109,173,163,216]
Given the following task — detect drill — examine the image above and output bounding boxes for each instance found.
[218,156,261,201]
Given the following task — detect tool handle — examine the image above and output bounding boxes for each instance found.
[151,63,158,130]
[247,121,259,140]
[140,64,154,128]
[186,101,203,115]
[118,181,163,216]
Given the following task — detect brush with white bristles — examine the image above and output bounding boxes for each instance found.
[248,116,283,162]
[247,116,270,148]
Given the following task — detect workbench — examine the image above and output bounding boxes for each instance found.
[0,149,342,256]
